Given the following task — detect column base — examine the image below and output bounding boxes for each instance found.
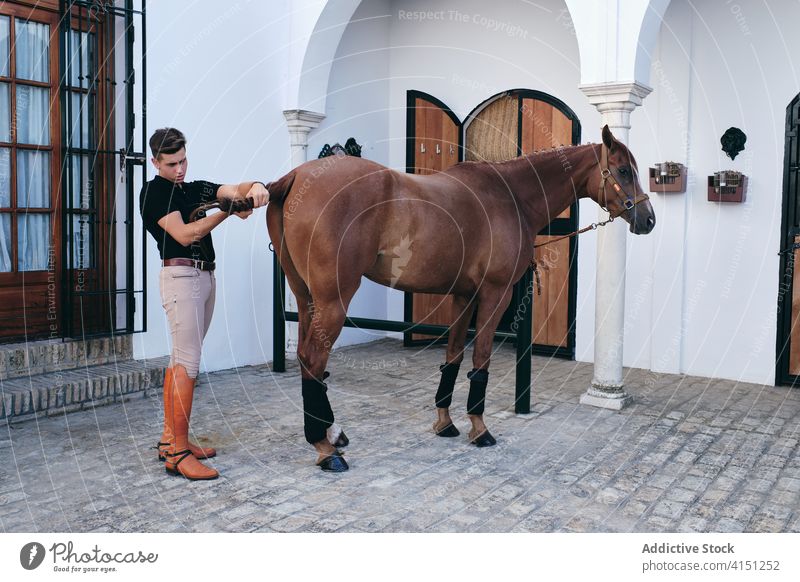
[579,384,633,410]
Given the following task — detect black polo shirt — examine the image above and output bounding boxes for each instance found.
[139,175,221,262]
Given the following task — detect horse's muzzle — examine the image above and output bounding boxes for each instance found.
[629,199,656,235]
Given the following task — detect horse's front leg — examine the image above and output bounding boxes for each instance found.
[433,294,476,437]
[467,285,514,447]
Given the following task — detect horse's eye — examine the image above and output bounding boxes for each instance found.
[618,167,629,177]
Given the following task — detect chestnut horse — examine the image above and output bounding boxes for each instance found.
[255,125,655,471]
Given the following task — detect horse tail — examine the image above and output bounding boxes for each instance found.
[264,171,296,205]
[188,172,297,221]
[266,173,311,310]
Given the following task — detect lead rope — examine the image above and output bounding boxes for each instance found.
[529,214,615,295]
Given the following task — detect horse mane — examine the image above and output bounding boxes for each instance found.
[448,142,598,172]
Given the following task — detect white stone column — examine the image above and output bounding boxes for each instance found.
[284,109,326,167]
[579,82,651,410]
[281,109,326,355]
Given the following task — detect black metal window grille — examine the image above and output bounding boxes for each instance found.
[59,0,146,338]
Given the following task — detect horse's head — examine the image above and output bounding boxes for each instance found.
[590,125,656,235]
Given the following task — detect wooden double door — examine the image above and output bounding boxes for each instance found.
[404,90,580,358]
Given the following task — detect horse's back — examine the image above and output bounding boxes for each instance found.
[280,156,526,296]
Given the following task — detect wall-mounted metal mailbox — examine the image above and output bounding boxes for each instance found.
[649,162,686,193]
[707,171,747,203]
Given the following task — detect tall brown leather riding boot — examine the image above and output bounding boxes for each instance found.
[163,365,219,480]
[157,367,216,461]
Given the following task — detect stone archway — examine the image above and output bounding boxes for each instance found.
[563,0,672,86]
[285,0,362,113]
[289,0,672,118]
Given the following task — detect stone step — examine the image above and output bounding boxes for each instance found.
[0,355,170,423]
[0,335,133,380]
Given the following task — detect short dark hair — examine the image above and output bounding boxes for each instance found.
[149,127,186,159]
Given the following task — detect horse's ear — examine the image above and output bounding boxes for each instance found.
[601,125,617,152]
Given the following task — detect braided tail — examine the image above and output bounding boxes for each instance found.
[189,197,252,222]
[188,172,297,222]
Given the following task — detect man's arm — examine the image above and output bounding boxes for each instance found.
[217,181,269,205]
[214,181,269,219]
[212,182,269,219]
[158,210,228,248]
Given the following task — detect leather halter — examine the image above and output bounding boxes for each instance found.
[597,143,650,219]
[528,144,650,294]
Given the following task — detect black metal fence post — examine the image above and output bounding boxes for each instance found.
[272,252,286,372]
[514,268,533,413]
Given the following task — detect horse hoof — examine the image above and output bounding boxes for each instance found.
[433,422,460,438]
[334,431,349,448]
[470,430,497,448]
[317,452,349,472]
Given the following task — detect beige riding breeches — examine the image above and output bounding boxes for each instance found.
[159,266,215,378]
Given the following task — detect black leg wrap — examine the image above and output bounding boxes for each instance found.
[302,377,334,444]
[466,368,489,415]
[435,361,461,408]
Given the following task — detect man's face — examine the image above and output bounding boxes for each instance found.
[152,147,188,184]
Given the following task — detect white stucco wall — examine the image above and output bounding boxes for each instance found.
[624,0,800,384]
[133,0,292,373]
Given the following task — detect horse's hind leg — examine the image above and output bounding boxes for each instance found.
[267,204,314,364]
[300,280,360,471]
[433,294,476,437]
[467,285,514,447]
[268,206,350,467]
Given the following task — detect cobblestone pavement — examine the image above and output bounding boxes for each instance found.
[2,338,800,533]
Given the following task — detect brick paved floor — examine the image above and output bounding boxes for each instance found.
[2,338,800,533]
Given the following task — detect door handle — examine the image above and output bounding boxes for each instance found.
[435,144,441,155]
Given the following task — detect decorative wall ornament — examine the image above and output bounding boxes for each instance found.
[318,137,363,159]
[720,127,746,160]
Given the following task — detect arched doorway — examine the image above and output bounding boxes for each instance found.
[405,89,580,359]
[776,93,800,385]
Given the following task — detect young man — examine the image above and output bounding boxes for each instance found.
[140,127,268,480]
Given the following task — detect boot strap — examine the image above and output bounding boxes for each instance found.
[163,449,192,468]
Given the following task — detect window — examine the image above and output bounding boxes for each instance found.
[0,13,55,274]
[0,1,145,341]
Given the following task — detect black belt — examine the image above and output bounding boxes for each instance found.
[162,258,216,271]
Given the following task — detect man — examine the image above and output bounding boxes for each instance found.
[139,127,268,480]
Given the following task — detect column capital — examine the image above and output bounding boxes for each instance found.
[579,81,652,107]
[283,109,326,131]
[580,82,652,135]
[283,109,326,147]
